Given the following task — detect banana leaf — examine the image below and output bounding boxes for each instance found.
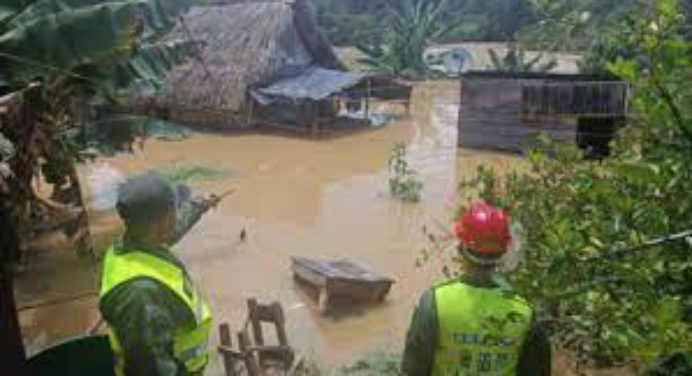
[114,38,201,93]
[0,0,194,85]
[5,0,192,41]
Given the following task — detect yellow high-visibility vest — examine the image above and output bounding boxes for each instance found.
[432,281,532,376]
[99,247,212,375]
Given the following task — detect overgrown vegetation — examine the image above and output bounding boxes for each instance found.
[520,0,645,53]
[388,143,423,203]
[439,0,691,371]
[315,0,537,46]
[316,0,650,52]
[0,0,196,262]
[355,0,449,78]
[158,164,231,184]
[317,0,661,77]
[299,352,401,376]
[488,44,557,73]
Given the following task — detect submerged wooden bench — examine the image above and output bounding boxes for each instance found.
[291,257,395,313]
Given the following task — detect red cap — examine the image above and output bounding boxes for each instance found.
[454,202,511,257]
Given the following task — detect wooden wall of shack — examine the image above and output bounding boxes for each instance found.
[458,73,627,153]
[139,75,412,135]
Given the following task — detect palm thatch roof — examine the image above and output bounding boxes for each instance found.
[157,0,344,112]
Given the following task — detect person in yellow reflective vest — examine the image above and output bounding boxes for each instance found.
[99,173,218,376]
[402,202,551,375]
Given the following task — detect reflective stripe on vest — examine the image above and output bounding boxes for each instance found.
[99,248,212,375]
[432,281,532,376]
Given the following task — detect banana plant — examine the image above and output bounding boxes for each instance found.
[488,43,558,73]
[356,0,449,78]
[0,0,200,262]
[0,0,195,90]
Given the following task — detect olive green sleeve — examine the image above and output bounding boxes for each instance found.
[99,279,195,376]
[170,198,206,246]
[401,288,437,375]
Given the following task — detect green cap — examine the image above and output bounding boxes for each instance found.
[116,173,175,226]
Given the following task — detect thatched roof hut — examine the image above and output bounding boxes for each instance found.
[157,0,346,114]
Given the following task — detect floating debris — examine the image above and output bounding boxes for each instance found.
[291,257,395,314]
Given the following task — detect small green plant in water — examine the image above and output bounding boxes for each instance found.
[297,352,402,376]
[158,164,231,183]
[389,143,423,203]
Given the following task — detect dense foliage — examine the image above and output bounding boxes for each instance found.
[521,0,644,51]
[488,44,557,73]
[449,0,691,370]
[446,0,537,42]
[355,0,448,77]
[316,0,656,78]
[0,0,195,91]
[0,0,196,263]
[314,0,537,46]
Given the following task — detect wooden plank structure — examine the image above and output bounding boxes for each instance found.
[291,257,394,313]
[458,71,628,154]
[218,299,303,376]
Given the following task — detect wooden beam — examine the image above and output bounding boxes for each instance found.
[237,330,260,376]
[364,79,371,121]
[219,323,237,376]
[247,299,264,346]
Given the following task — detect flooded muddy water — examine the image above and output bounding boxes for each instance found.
[15,82,522,371]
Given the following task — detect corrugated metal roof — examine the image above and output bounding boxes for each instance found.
[255,67,368,102]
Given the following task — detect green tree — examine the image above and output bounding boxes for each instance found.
[443,0,691,371]
[356,0,449,78]
[523,0,642,50]
[0,0,198,261]
[488,43,557,72]
[314,0,538,45]
[447,0,537,41]
[0,1,198,370]
[314,0,390,46]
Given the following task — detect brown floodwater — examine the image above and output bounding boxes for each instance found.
[15,81,523,372]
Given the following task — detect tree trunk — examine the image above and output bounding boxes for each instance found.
[65,159,94,257]
[0,270,26,375]
[0,201,26,375]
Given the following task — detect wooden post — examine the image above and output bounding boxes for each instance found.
[364,79,371,121]
[247,299,264,346]
[317,286,330,314]
[272,303,288,346]
[219,323,237,376]
[309,102,318,138]
[246,100,255,128]
[65,159,95,258]
[237,330,260,376]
